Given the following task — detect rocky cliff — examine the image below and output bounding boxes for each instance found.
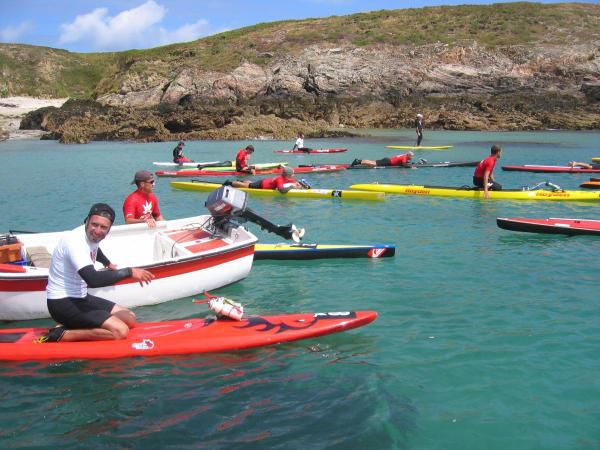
[7,2,600,143]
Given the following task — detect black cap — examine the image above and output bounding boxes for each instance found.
[87,203,116,224]
[246,145,254,151]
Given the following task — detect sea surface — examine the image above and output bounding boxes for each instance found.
[1,130,599,449]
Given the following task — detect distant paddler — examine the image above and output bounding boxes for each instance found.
[415,113,424,146]
[292,132,312,153]
[225,166,309,193]
[172,140,193,164]
[235,144,256,174]
[351,151,414,168]
[473,144,503,199]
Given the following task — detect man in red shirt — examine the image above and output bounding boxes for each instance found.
[230,166,305,193]
[351,151,414,168]
[473,144,503,199]
[235,145,255,174]
[122,170,165,227]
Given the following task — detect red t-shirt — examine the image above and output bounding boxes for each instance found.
[260,175,295,190]
[474,156,497,178]
[390,154,412,166]
[236,149,251,170]
[122,190,162,221]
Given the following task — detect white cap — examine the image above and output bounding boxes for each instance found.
[417,113,423,118]
[408,151,415,156]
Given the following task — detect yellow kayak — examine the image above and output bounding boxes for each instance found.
[172,181,385,201]
[349,183,600,201]
[592,157,600,162]
[385,145,453,150]
[180,162,288,172]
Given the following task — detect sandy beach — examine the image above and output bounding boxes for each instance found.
[0,96,68,140]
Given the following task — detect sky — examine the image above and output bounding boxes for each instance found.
[1,0,598,53]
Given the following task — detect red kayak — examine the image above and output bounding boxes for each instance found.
[497,217,600,236]
[0,310,377,361]
[580,181,600,189]
[502,165,600,173]
[156,164,349,177]
[275,148,348,154]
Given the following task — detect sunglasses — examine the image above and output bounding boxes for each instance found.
[144,179,156,185]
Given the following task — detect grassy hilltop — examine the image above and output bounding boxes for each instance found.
[1,2,598,99]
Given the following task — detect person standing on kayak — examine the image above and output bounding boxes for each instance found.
[236,144,256,174]
[415,113,424,146]
[351,151,414,168]
[172,141,192,164]
[292,132,311,153]
[473,144,503,199]
[228,166,307,193]
[123,170,165,228]
[42,203,155,343]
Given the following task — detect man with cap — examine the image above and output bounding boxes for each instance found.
[123,170,165,228]
[235,144,256,174]
[172,140,192,163]
[351,151,415,168]
[473,144,503,199]
[42,203,155,342]
[415,113,424,146]
[229,165,306,193]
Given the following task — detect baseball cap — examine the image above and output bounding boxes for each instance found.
[417,113,423,118]
[282,166,294,176]
[131,169,154,184]
[178,141,185,146]
[246,145,255,151]
[87,203,115,224]
[408,151,415,157]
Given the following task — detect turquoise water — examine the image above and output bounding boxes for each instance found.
[1,130,599,449]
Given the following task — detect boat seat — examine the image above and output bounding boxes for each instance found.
[26,246,52,268]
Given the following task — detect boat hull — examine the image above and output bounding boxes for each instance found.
[0,216,257,321]
[502,165,600,173]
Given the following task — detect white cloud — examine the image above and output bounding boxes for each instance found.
[58,1,213,51]
[0,22,33,43]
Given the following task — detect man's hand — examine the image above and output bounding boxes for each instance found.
[131,268,155,286]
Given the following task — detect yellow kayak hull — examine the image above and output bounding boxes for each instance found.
[385,145,453,150]
[349,184,600,201]
[255,243,395,259]
[592,157,600,162]
[172,181,385,201]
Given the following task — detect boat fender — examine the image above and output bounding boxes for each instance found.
[209,297,244,321]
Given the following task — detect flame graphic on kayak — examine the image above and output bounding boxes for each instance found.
[235,312,356,334]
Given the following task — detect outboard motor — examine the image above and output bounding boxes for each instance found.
[205,186,305,242]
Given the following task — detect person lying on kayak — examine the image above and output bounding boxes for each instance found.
[473,144,503,199]
[123,170,165,228]
[292,132,311,153]
[226,166,307,193]
[42,203,155,343]
[172,141,193,163]
[236,144,256,174]
[569,161,600,169]
[351,151,414,167]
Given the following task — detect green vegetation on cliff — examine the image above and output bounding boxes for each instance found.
[1,2,598,99]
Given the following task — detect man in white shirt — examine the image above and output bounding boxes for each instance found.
[43,203,154,342]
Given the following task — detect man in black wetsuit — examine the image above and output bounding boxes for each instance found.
[415,113,424,146]
[42,203,155,342]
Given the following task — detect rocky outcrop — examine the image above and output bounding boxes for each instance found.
[18,21,600,142]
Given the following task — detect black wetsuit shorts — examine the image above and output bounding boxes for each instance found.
[47,294,115,329]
